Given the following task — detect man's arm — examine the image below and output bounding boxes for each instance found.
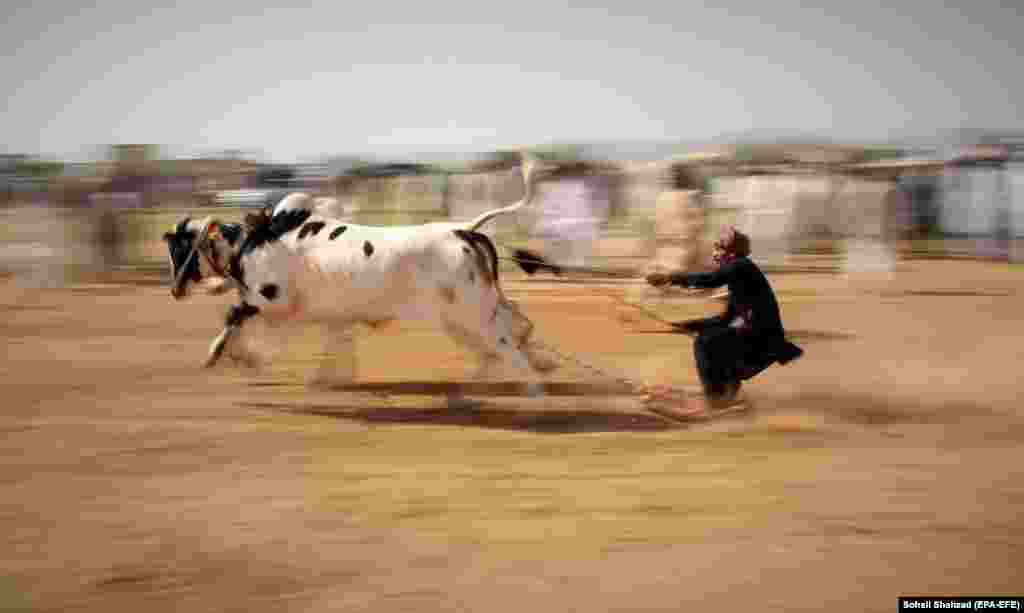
[665,259,744,289]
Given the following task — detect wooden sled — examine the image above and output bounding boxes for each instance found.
[642,386,751,425]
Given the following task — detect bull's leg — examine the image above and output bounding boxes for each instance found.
[499,298,560,374]
[205,303,260,369]
[307,321,357,388]
[440,318,496,411]
[227,324,264,370]
[447,313,545,401]
[491,333,546,399]
[490,301,548,398]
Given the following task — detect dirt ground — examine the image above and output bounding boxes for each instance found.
[1,260,1022,612]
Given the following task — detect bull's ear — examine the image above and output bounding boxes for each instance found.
[162,232,175,242]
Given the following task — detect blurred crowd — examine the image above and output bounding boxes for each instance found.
[2,135,1023,287]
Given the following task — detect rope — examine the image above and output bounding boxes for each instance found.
[525,287,711,398]
[529,336,651,395]
[492,250,714,395]
[496,253,725,301]
[599,287,688,329]
[497,255,639,279]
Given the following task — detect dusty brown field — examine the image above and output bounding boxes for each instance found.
[1,261,1022,612]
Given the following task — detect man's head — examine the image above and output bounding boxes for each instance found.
[162,216,243,299]
[712,225,751,266]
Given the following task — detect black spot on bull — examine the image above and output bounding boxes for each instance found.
[452,229,499,286]
[363,241,374,257]
[329,225,348,240]
[239,208,312,255]
[298,221,326,239]
[225,303,260,326]
[230,208,313,288]
[259,284,279,301]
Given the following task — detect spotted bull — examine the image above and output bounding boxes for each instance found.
[164,156,558,408]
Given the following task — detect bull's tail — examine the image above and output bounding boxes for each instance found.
[464,154,546,233]
[509,248,562,276]
[453,229,501,290]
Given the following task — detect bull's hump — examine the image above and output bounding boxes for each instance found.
[239,208,312,254]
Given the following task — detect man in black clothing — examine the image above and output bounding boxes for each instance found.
[645,226,803,418]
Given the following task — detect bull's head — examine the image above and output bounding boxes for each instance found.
[162,216,243,300]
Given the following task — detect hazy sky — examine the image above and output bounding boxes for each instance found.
[2,1,1021,161]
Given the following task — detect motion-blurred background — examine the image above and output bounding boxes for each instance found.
[3,4,1023,612]
[3,2,1022,286]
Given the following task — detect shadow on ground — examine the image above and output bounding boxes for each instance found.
[626,326,858,343]
[240,380,998,434]
[241,400,679,433]
[246,380,633,396]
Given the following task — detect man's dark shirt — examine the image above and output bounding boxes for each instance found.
[668,256,785,339]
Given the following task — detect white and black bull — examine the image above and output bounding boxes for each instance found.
[164,192,341,300]
[163,157,558,408]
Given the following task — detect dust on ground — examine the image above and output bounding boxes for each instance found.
[1,260,1021,612]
